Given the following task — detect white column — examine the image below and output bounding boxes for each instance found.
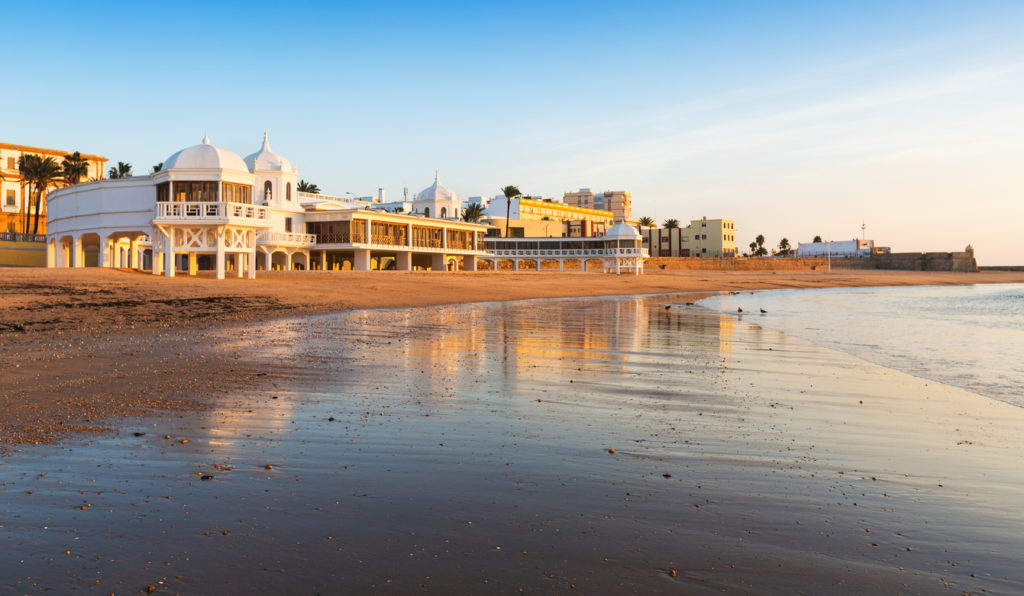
[165,238,175,277]
[188,252,198,276]
[47,238,55,268]
[248,249,256,279]
[99,236,110,268]
[463,255,476,271]
[396,251,412,271]
[536,259,541,271]
[559,260,563,272]
[131,239,141,269]
[513,259,518,271]
[73,234,84,268]
[406,224,413,248]
[615,255,621,275]
[235,253,244,277]
[215,226,225,279]
[319,250,327,271]
[431,253,446,271]
[364,219,372,245]
[353,248,371,271]
[284,251,292,271]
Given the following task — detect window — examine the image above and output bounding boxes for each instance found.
[702,234,707,240]
[424,207,430,218]
[156,183,169,202]
[286,182,292,202]
[264,181,272,203]
[702,222,707,227]
[284,217,292,233]
[5,190,15,207]
[6,157,14,170]
[440,207,447,218]
[702,248,707,254]
[223,182,252,204]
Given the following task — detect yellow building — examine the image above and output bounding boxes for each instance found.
[642,216,737,257]
[1,142,107,235]
[483,195,614,237]
[563,188,632,222]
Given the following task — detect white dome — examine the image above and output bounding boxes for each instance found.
[415,171,459,203]
[244,132,292,173]
[605,222,642,240]
[162,136,249,172]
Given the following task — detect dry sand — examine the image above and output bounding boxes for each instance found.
[2,267,1023,446]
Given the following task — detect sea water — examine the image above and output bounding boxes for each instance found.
[699,283,1024,407]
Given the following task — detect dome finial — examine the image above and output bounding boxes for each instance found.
[435,170,439,182]
[263,131,270,147]
[202,134,210,145]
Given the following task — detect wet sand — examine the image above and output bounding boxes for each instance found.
[2,295,1023,593]
[3,267,1023,445]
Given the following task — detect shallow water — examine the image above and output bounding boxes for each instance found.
[2,295,1023,593]
[699,284,1024,406]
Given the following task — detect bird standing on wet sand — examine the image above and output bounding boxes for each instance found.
[737,307,743,314]
[760,308,767,314]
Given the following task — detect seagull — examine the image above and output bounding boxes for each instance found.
[760,308,767,314]
[737,307,743,314]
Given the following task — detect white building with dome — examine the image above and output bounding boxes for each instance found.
[44,134,647,278]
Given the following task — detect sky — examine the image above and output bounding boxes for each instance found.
[8,1,1024,264]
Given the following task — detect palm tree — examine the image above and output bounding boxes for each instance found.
[19,155,62,235]
[813,235,823,243]
[108,161,133,179]
[751,234,768,256]
[778,237,790,255]
[152,162,163,174]
[638,216,655,228]
[297,179,320,193]
[462,203,484,222]
[663,218,679,229]
[62,152,89,186]
[501,185,521,237]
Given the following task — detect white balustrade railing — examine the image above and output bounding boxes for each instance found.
[257,231,317,245]
[155,201,269,221]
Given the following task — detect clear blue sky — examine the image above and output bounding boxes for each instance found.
[9,1,1024,263]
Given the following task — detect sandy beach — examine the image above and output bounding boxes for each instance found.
[2,268,1024,593]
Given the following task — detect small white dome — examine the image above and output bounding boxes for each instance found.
[415,171,459,203]
[244,132,292,173]
[605,223,642,240]
[163,135,249,172]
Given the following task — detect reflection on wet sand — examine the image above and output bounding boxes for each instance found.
[4,294,1024,594]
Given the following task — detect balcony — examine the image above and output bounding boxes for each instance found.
[154,201,270,226]
[257,230,316,247]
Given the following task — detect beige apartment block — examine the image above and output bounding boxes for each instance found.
[641,217,737,257]
[563,188,632,222]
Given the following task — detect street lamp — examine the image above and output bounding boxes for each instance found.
[827,240,832,273]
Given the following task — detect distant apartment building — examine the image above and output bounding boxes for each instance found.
[1,143,107,234]
[484,195,614,237]
[563,188,632,222]
[641,217,737,257]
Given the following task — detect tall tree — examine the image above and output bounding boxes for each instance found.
[778,237,790,254]
[461,203,484,222]
[151,162,163,173]
[501,185,521,237]
[662,218,679,229]
[752,234,768,256]
[638,216,655,228]
[812,235,823,243]
[62,152,89,185]
[19,154,62,235]
[297,180,320,193]
[108,161,133,179]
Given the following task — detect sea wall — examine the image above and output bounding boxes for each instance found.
[645,252,976,272]
[0,239,46,267]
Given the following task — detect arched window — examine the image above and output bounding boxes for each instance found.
[440,207,447,218]
[264,181,272,203]
[286,182,292,202]
[424,207,430,218]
